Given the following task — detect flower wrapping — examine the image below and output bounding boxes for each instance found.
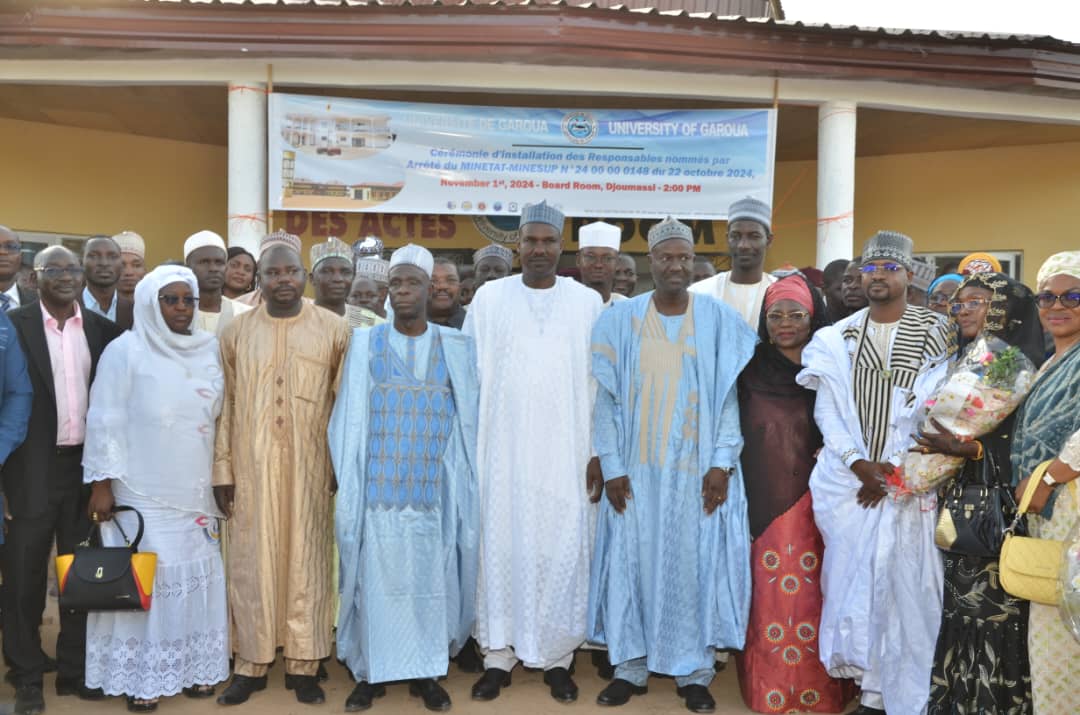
[894,335,1035,495]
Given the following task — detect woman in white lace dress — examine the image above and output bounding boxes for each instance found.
[82,265,228,712]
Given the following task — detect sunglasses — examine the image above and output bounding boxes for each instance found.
[1035,291,1080,310]
[949,298,991,315]
[766,311,810,324]
[158,295,199,307]
[859,262,903,274]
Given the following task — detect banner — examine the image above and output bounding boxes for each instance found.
[269,94,776,219]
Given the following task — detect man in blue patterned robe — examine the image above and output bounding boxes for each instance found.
[329,244,479,712]
[588,218,757,713]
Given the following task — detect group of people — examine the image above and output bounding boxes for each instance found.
[0,193,1077,715]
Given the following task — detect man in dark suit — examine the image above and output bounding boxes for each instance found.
[77,235,133,331]
[0,226,37,310]
[2,246,123,715]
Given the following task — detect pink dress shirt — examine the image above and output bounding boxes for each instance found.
[41,302,91,446]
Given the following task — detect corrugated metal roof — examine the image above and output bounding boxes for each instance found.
[136,0,1075,47]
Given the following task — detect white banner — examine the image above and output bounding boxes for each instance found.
[269,93,776,220]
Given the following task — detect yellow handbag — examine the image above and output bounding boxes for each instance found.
[999,461,1067,605]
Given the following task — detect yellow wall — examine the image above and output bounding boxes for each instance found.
[1,116,1075,288]
[766,141,1080,287]
[0,117,226,267]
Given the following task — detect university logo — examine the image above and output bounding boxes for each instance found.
[562,111,598,145]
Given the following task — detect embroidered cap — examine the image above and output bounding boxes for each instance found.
[910,256,937,292]
[647,216,693,250]
[727,196,772,234]
[473,243,514,268]
[310,236,352,270]
[353,235,384,260]
[113,230,146,258]
[389,243,435,278]
[861,231,914,272]
[355,257,390,285]
[259,229,302,258]
[519,200,565,233]
[579,221,621,252]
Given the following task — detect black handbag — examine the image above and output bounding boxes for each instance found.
[55,505,157,612]
[934,447,1022,558]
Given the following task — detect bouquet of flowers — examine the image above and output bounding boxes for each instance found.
[892,335,1036,495]
[1062,520,1080,644]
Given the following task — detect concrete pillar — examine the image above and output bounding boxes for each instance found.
[816,100,857,266]
[227,81,267,254]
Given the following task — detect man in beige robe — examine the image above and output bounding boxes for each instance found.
[212,236,349,707]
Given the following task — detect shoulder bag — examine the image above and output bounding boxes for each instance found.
[934,446,1018,558]
[999,461,1067,605]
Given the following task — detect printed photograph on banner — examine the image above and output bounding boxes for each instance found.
[268,93,777,219]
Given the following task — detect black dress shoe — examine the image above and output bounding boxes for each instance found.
[453,637,484,674]
[596,679,648,706]
[470,668,511,701]
[216,674,268,705]
[850,707,887,715]
[409,678,452,712]
[676,684,716,713]
[543,667,578,703]
[15,683,45,715]
[290,675,325,705]
[345,682,387,712]
[55,677,106,700]
[590,650,615,680]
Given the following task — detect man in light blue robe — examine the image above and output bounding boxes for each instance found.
[329,243,480,713]
[588,217,757,713]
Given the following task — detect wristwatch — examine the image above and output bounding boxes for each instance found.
[1042,469,1062,488]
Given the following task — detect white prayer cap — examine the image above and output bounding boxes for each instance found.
[113,230,145,258]
[579,221,621,252]
[389,243,434,278]
[183,230,227,260]
[473,243,513,268]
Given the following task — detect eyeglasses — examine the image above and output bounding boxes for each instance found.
[0,241,21,253]
[158,295,199,307]
[928,292,952,306]
[34,267,83,279]
[1035,291,1080,310]
[766,310,810,324]
[949,298,991,315]
[579,253,618,266]
[859,262,903,274]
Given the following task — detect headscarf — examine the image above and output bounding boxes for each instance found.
[958,252,1002,275]
[953,271,1045,368]
[133,265,218,361]
[1036,250,1080,289]
[752,274,830,387]
[83,265,223,515]
[764,274,815,316]
[928,273,963,299]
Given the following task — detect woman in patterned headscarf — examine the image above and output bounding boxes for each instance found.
[918,271,1043,715]
[1010,251,1080,715]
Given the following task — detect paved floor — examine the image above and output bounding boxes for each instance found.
[2,654,769,715]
